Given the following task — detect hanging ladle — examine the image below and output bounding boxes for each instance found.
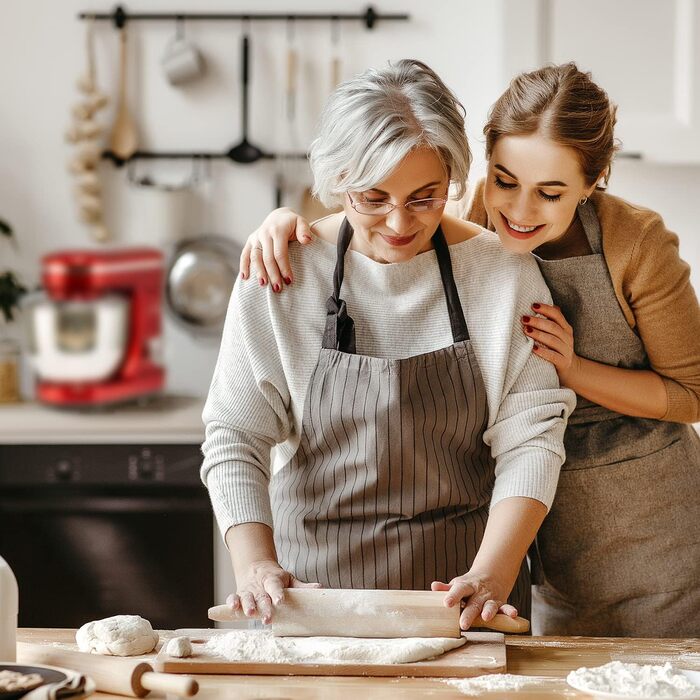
[227,34,269,164]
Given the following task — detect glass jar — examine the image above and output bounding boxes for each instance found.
[0,337,21,403]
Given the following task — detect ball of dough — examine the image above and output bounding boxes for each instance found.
[165,636,193,658]
[76,615,159,656]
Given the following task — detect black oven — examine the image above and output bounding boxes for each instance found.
[0,444,213,629]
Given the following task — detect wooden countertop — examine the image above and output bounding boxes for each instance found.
[0,395,205,444]
[18,629,700,699]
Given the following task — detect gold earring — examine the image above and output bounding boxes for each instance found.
[579,196,588,206]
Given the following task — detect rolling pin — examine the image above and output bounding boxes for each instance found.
[17,642,198,697]
[208,588,530,638]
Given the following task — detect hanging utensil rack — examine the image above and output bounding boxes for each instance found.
[78,6,408,29]
[77,5,411,167]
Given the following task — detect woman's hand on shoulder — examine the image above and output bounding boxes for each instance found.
[522,302,581,386]
[226,559,321,624]
[431,573,519,630]
[240,208,313,292]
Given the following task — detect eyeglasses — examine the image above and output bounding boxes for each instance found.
[347,192,448,216]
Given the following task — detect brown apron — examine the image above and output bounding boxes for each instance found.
[531,200,700,637]
[270,218,530,614]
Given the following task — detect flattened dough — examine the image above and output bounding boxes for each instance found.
[76,615,159,656]
[207,629,465,665]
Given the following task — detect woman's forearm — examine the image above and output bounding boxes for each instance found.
[561,356,667,419]
[225,522,279,578]
[470,497,547,590]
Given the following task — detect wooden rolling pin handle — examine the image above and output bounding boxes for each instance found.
[471,614,530,634]
[137,670,199,697]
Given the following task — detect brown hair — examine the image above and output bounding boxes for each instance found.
[484,62,618,188]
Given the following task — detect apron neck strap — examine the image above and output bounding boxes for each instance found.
[432,226,470,342]
[322,218,470,352]
[323,218,357,352]
[577,199,603,254]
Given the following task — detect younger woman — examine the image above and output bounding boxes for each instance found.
[241,63,700,637]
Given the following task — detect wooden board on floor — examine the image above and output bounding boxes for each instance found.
[153,629,506,678]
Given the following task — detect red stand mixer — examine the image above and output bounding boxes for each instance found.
[25,247,165,407]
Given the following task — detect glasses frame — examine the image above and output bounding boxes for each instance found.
[347,191,448,216]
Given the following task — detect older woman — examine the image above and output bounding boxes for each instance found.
[201,60,575,629]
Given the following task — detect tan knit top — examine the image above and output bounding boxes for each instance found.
[461,178,700,423]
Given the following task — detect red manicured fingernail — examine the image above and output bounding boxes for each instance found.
[532,303,541,310]
[240,272,247,280]
[522,315,530,323]
[284,276,292,285]
[526,326,533,333]
[273,283,281,292]
[260,278,266,286]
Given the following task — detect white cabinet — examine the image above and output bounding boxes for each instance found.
[502,0,700,163]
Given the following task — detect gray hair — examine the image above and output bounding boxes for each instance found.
[309,59,471,207]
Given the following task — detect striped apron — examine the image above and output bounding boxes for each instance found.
[531,200,700,637]
[270,218,530,614]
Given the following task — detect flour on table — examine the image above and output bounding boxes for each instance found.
[445,674,562,695]
[207,630,465,665]
[680,654,700,667]
[166,636,193,658]
[76,615,159,656]
[567,661,698,697]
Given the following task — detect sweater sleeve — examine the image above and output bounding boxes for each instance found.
[483,255,576,511]
[200,280,293,538]
[625,214,700,422]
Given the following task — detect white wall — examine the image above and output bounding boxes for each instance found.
[1,0,699,398]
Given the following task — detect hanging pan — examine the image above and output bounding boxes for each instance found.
[165,235,242,336]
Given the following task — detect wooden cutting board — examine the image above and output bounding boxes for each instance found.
[153,629,506,678]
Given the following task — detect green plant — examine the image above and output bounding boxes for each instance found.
[0,219,27,323]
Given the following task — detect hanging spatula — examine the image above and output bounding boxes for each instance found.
[208,588,529,638]
[109,24,138,160]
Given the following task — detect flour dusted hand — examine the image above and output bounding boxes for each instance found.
[76,615,159,656]
[227,560,321,625]
[432,573,518,630]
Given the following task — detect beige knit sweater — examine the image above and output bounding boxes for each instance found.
[462,178,700,423]
[201,228,575,538]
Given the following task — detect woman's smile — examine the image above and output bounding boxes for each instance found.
[379,231,418,246]
[500,213,546,240]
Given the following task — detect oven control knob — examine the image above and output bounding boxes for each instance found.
[54,460,74,481]
[137,458,154,479]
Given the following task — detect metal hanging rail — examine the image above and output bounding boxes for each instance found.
[77,5,410,165]
[78,6,410,30]
[102,149,308,166]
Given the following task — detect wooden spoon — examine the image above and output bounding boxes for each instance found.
[110,25,138,160]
